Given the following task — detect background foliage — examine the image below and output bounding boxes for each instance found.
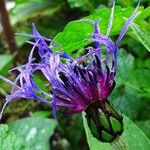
[0,0,150,149]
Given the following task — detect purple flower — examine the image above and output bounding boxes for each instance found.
[0,2,139,142]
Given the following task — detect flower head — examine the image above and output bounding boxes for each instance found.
[0,1,139,142]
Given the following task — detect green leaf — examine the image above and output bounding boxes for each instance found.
[0,54,15,95]
[15,11,66,47]
[130,22,150,52]
[117,0,134,7]
[0,124,27,150]
[9,117,57,150]
[127,69,150,98]
[136,120,150,138]
[135,59,150,69]
[116,49,134,86]
[67,0,94,11]
[111,88,142,120]
[0,54,14,76]
[54,6,147,54]
[33,74,50,94]
[111,85,150,121]
[15,26,31,47]
[31,111,51,118]
[10,0,64,25]
[136,6,150,22]
[83,113,150,150]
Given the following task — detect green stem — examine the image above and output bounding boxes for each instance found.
[111,137,127,150]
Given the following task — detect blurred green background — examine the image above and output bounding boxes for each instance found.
[0,0,150,149]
